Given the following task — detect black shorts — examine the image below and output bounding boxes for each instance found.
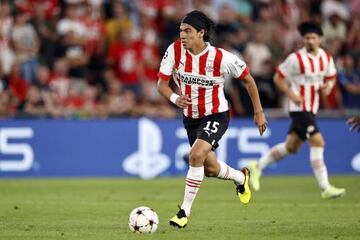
[288,112,320,141]
[183,111,230,151]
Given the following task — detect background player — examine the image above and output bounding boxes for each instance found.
[249,21,346,199]
[157,10,267,228]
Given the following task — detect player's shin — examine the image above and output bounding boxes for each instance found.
[258,142,289,171]
[181,166,204,216]
[310,147,330,191]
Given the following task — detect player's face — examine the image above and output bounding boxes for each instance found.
[180,23,205,49]
[303,33,321,52]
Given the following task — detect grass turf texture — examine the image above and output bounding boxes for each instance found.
[0,176,359,240]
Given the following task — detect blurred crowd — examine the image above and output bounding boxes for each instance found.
[0,0,359,119]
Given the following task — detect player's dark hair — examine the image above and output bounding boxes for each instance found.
[181,10,214,42]
[297,21,323,36]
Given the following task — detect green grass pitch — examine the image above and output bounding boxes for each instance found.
[1,176,359,240]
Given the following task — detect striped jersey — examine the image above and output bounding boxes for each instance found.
[277,47,336,114]
[158,40,250,119]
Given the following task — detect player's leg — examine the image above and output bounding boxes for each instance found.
[257,132,303,170]
[170,112,230,228]
[170,139,211,228]
[308,132,346,199]
[203,151,251,204]
[181,139,211,214]
[249,132,303,191]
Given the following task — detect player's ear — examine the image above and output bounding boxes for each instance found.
[198,29,205,39]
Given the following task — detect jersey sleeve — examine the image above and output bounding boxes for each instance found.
[158,43,175,81]
[324,56,337,81]
[276,53,298,81]
[222,50,250,80]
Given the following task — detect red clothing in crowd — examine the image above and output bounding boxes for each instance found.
[15,0,59,19]
[107,41,143,85]
[141,43,160,82]
[9,75,28,101]
[78,16,105,56]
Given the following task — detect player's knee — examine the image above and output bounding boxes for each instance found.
[310,136,325,148]
[311,141,325,148]
[286,144,298,154]
[189,149,206,165]
[315,138,325,147]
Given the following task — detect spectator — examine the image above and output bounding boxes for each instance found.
[49,58,71,106]
[17,84,48,117]
[103,68,136,117]
[56,3,86,38]
[322,13,347,42]
[11,10,39,83]
[338,54,360,109]
[107,29,142,96]
[35,65,51,91]
[81,85,100,118]
[254,3,281,46]
[256,60,279,108]
[80,2,105,57]
[244,28,271,78]
[136,14,161,102]
[8,61,28,108]
[105,2,133,45]
[30,3,59,67]
[55,4,89,83]
[321,0,350,21]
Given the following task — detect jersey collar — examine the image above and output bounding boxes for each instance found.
[186,42,211,57]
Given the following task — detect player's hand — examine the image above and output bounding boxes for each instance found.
[254,110,267,136]
[347,116,360,132]
[175,95,191,109]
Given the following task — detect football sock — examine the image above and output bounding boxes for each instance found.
[310,147,330,191]
[181,166,204,216]
[258,142,289,171]
[217,160,245,185]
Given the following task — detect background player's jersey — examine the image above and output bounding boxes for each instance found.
[158,40,249,118]
[277,47,336,114]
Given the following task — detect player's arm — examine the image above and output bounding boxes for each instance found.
[226,52,267,135]
[242,73,267,136]
[157,78,191,109]
[274,72,302,106]
[321,55,337,96]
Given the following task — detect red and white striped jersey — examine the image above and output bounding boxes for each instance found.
[277,47,336,114]
[158,40,249,118]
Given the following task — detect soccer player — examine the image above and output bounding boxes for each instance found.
[248,21,346,199]
[157,10,267,228]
